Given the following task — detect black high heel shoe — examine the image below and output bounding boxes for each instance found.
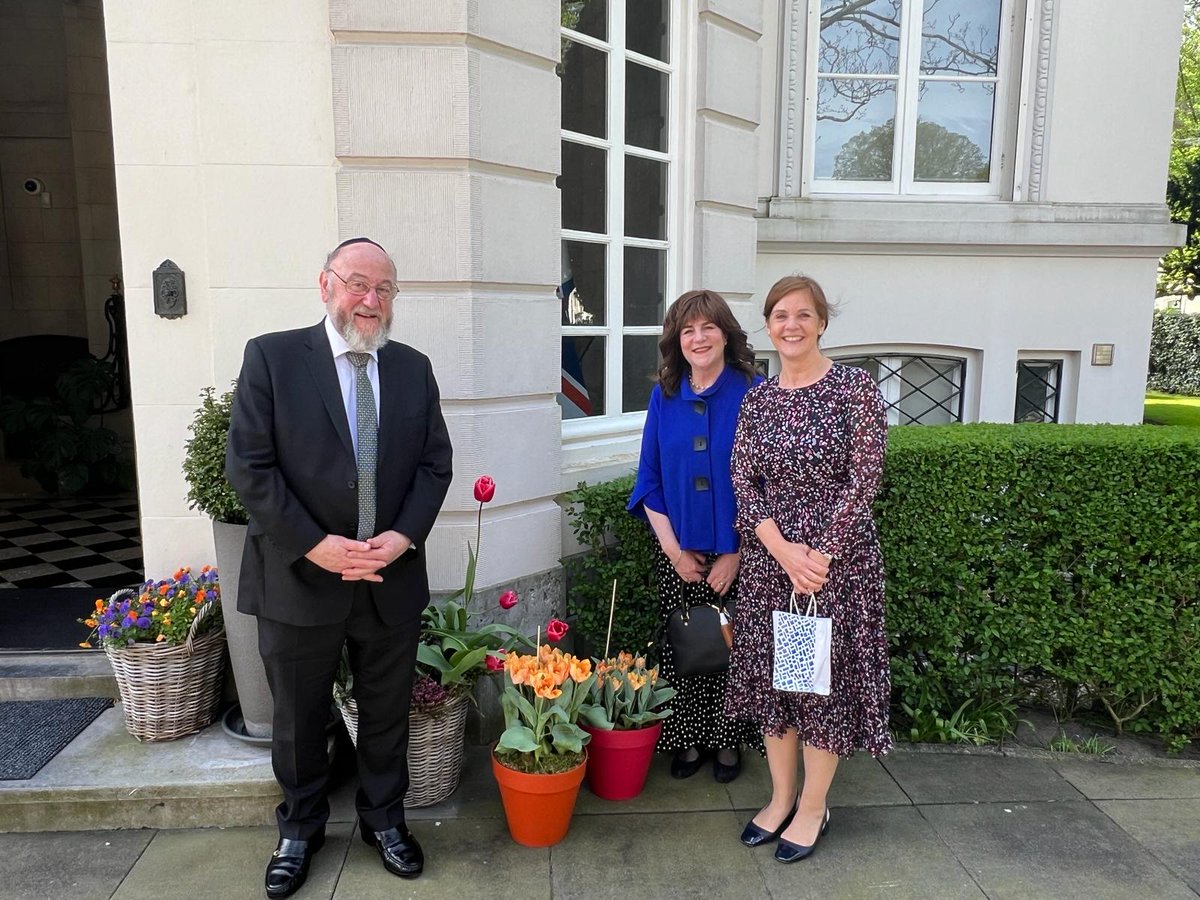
[774,808,830,863]
[740,803,797,847]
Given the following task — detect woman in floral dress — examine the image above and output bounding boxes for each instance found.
[725,274,891,864]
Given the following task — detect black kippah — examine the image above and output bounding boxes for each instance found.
[333,236,387,253]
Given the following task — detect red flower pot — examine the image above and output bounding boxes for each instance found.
[491,750,586,847]
[581,721,662,801]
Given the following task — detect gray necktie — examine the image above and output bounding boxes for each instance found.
[346,352,377,541]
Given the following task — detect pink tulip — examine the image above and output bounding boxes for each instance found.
[498,590,519,610]
[485,653,505,671]
[473,476,496,503]
[546,617,569,642]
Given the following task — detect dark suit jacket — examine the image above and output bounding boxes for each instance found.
[225,321,453,627]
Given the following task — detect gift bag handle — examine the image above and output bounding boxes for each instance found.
[789,592,819,617]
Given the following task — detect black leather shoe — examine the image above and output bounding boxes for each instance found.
[774,808,830,863]
[713,748,742,784]
[360,821,424,879]
[265,832,324,899]
[670,747,707,779]
[740,805,796,847]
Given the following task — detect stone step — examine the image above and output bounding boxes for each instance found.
[0,651,118,701]
[0,706,280,833]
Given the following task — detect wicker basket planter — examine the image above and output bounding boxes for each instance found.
[105,624,227,742]
[339,693,469,807]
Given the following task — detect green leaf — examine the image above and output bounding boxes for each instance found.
[496,725,539,753]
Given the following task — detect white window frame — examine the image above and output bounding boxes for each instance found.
[560,1,683,439]
[802,0,1020,198]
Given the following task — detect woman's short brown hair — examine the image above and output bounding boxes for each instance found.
[657,290,757,396]
[763,275,831,327]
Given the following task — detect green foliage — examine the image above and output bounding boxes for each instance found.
[561,475,661,659]
[1145,391,1200,427]
[898,688,1019,746]
[417,598,531,694]
[182,384,248,524]
[1048,733,1116,756]
[0,357,132,495]
[1160,4,1200,295]
[880,424,1200,748]
[1148,309,1200,396]
[580,652,676,730]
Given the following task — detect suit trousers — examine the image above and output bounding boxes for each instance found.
[257,582,419,839]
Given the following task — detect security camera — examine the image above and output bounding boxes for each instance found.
[23,178,45,195]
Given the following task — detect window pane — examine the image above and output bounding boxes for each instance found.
[560,40,607,138]
[561,0,606,41]
[894,357,962,424]
[921,0,1001,76]
[559,335,605,418]
[1015,361,1060,423]
[819,0,901,75]
[913,81,994,182]
[625,61,668,152]
[622,334,660,413]
[815,79,897,180]
[623,246,666,326]
[562,241,605,326]
[561,141,606,233]
[624,154,667,239]
[627,0,668,61]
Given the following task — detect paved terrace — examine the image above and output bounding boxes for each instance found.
[1,706,1198,899]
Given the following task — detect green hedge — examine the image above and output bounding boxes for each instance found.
[880,424,1200,749]
[1149,308,1200,395]
[565,424,1200,749]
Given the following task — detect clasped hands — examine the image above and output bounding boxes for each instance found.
[674,550,740,598]
[306,530,412,582]
[773,540,831,595]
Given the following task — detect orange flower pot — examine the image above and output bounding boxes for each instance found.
[491,749,587,847]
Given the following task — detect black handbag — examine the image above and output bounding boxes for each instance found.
[666,602,730,677]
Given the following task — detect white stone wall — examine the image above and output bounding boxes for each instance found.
[329,0,563,595]
[107,0,336,574]
[753,0,1185,425]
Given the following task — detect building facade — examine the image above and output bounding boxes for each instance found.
[0,0,1183,609]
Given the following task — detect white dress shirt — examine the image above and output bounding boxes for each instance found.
[323,316,380,457]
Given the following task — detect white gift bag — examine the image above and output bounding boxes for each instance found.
[772,592,832,695]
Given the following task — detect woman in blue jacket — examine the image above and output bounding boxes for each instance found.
[628,290,762,782]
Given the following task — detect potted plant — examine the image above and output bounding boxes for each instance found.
[79,567,225,742]
[580,652,676,800]
[492,640,597,847]
[336,475,531,807]
[182,384,271,741]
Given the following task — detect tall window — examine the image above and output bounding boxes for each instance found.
[837,354,966,424]
[807,0,1011,195]
[558,0,675,421]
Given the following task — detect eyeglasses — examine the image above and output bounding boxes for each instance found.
[326,269,398,302]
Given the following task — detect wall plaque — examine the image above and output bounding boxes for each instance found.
[153,260,187,319]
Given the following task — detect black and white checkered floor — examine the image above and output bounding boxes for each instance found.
[0,498,143,589]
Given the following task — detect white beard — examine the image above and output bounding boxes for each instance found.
[327,301,392,352]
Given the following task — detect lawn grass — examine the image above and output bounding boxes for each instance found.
[1144,390,1200,427]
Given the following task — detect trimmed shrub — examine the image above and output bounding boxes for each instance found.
[566,424,1200,748]
[1148,308,1200,395]
[880,424,1200,747]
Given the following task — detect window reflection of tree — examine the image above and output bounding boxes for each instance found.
[818,0,1000,125]
[832,118,988,180]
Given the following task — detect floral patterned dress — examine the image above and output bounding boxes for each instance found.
[724,364,892,758]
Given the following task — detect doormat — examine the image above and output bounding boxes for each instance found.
[0,697,113,780]
[0,588,110,651]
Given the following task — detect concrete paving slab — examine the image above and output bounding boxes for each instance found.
[406,745,505,822]
[882,752,1084,804]
[334,816,549,900]
[549,809,764,900]
[1051,759,1200,800]
[921,801,1197,900]
[110,824,351,900]
[751,806,986,899]
[575,748,732,815]
[725,750,909,813]
[1097,799,1200,894]
[0,829,153,900]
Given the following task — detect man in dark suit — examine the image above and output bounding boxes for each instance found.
[226,237,452,898]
